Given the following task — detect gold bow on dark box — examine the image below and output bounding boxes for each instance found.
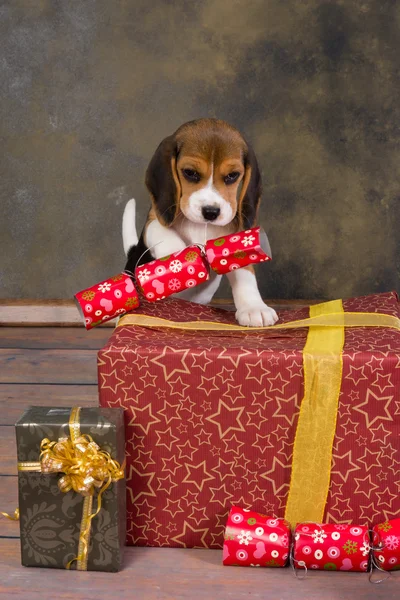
[15,406,126,572]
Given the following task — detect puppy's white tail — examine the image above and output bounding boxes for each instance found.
[122,198,139,256]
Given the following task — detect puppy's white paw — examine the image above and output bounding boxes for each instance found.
[236,304,279,327]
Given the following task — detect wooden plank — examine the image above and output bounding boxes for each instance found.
[0,384,98,426]
[0,349,98,384]
[0,477,19,537]
[0,427,16,476]
[0,327,111,350]
[0,299,318,326]
[0,539,398,599]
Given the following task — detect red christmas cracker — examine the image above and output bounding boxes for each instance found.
[293,523,370,572]
[205,226,271,274]
[74,273,139,330]
[135,245,209,302]
[223,506,291,567]
[372,518,400,571]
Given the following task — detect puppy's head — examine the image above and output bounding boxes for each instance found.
[145,118,261,229]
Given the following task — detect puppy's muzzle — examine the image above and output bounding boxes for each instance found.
[202,205,221,221]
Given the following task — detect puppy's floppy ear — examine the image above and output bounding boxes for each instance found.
[237,143,262,229]
[145,135,181,226]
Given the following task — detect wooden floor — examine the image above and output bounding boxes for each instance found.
[0,324,399,599]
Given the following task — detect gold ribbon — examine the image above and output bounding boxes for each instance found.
[118,302,399,525]
[17,406,124,570]
[284,300,344,524]
[117,310,400,331]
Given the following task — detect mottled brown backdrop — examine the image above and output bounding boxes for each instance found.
[1,0,399,300]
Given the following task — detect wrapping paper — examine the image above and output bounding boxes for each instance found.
[293,523,370,572]
[98,291,400,548]
[372,518,400,571]
[135,245,209,301]
[205,226,271,274]
[15,407,126,571]
[223,506,290,567]
[75,273,139,330]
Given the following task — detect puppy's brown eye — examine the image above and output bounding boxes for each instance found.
[182,169,200,183]
[224,172,240,185]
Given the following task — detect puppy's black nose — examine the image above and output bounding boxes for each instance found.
[202,206,220,221]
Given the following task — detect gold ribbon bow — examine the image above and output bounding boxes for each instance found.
[17,406,124,570]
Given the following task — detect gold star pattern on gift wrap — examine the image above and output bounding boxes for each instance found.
[354,474,379,499]
[330,496,353,517]
[166,521,178,533]
[365,355,385,373]
[223,383,245,403]
[201,400,212,411]
[260,457,292,496]
[128,403,161,434]
[99,369,125,394]
[181,489,199,507]
[277,440,294,460]
[188,506,209,526]
[388,458,400,477]
[194,429,212,446]
[206,400,245,438]
[272,393,300,425]
[182,461,214,492]
[209,483,233,507]
[331,450,359,483]
[99,346,127,368]
[164,498,184,518]
[271,424,290,441]
[246,408,268,430]
[395,401,400,415]
[198,375,219,396]
[157,473,178,495]
[177,439,198,461]
[151,346,190,380]
[377,487,397,508]
[353,389,393,428]
[210,533,224,548]
[139,370,158,387]
[121,380,144,405]
[253,433,274,454]
[126,433,145,452]
[155,388,166,400]
[377,470,388,482]
[217,346,252,367]
[286,359,302,378]
[132,353,149,370]
[231,480,242,491]
[127,465,156,504]
[341,418,359,436]
[232,453,251,474]
[267,372,290,394]
[380,442,396,460]
[161,455,182,476]
[255,457,267,468]
[222,433,245,455]
[345,364,369,386]
[188,412,204,428]
[170,522,209,548]
[155,428,179,452]
[210,445,221,457]
[359,502,381,522]
[357,447,382,473]
[158,400,182,424]
[370,423,391,445]
[246,360,270,383]
[168,376,190,397]
[178,395,196,412]
[145,518,162,535]
[328,480,344,498]
[135,498,156,518]
[176,422,188,435]
[250,389,272,410]
[211,457,236,482]
[217,366,235,383]
[127,521,147,545]
[372,372,394,393]
[191,351,213,371]
[155,533,171,547]
[136,449,155,470]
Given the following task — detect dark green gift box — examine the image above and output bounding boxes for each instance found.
[15,406,126,571]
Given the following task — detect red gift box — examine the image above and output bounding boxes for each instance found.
[98,291,400,548]
[293,523,370,572]
[75,273,139,330]
[135,245,209,301]
[223,506,290,567]
[372,518,400,571]
[205,226,271,274]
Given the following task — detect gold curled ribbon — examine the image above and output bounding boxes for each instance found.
[1,508,20,521]
[17,406,124,571]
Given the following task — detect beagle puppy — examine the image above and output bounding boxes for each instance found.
[123,118,278,327]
